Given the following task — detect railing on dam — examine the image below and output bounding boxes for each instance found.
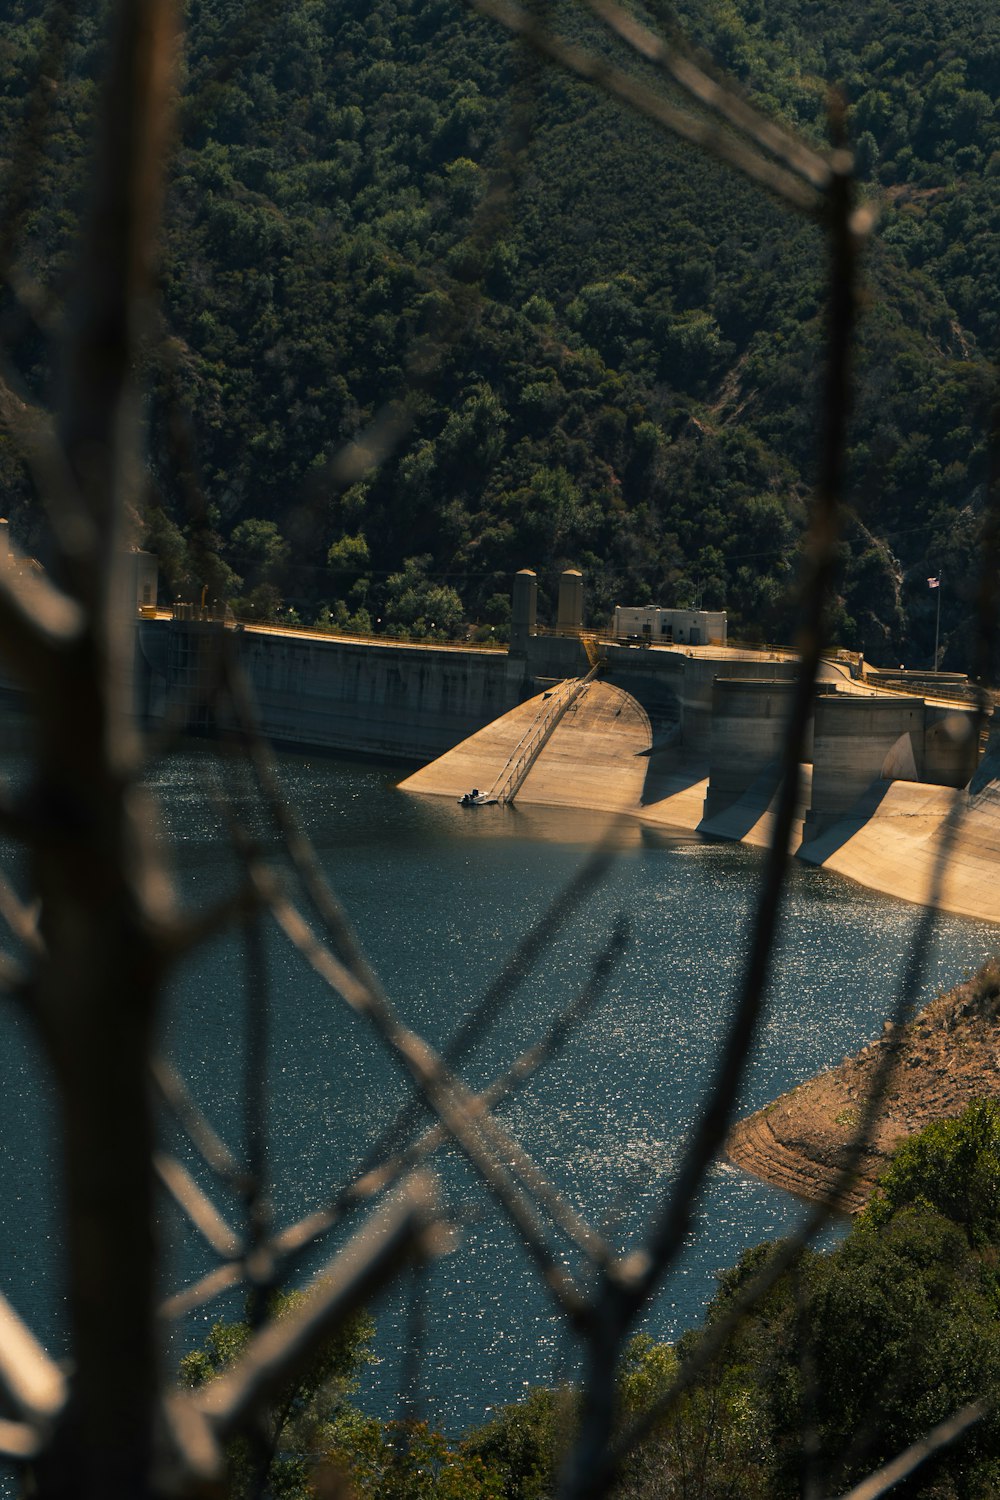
[159,611,853,669]
[867,675,995,710]
[166,604,509,652]
[488,663,602,805]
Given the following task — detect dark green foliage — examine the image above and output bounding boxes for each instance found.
[795,1210,1000,1497]
[635,1102,1000,1500]
[464,1386,574,1499]
[1,0,996,664]
[864,1097,1000,1245]
[324,1415,506,1498]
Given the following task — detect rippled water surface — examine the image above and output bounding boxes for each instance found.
[1,749,998,1436]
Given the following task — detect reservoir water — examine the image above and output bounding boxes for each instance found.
[1,748,998,1441]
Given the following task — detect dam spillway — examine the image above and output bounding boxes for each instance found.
[399,678,651,815]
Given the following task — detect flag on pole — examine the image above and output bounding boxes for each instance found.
[927,576,940,588]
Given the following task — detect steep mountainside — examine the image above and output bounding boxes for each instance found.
[0,0,997,661]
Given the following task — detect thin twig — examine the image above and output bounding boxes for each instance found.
[152,1056,247,1189]
[242,900,273,1318]
[156,875,260,959]
[264,882,591,1317]
[585,0,833,190]
[192,1172,446,1439]
[0,1420,42,1461]
[470,0,823,214]
[220,645,617,1160]
[832,1401,988,1500]
[154,1152,244,1260]
[0,1291,66,1425]
[634,145,858,1311]
[0,873,43,955]
[215,656,616,1283]
[0,547,83,678]
[159,916,628,1317]
[603,741,979,1494]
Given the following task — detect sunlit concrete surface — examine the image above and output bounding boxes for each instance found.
[699,764,812,852]
[799,780,1000,924]
[511,681,650,813]
[403,682,1000,925]
[399,680,651,814]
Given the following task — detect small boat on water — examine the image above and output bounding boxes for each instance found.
[458,788,491,806]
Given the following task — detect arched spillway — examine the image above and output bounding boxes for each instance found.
[398,679,652,815]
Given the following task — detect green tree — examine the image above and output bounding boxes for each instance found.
[383,555,464,638]
[228,518,292,620]
[463,1386,574,1500]
[864,1097,1000,1246]
[324,1416,505,1499]
[230,518,291,580]
[327,532,372,622]
[659,1103,1000,1499]
[179,1296,375,1499]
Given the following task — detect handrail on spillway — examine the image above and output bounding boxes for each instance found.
[488,662,602,806]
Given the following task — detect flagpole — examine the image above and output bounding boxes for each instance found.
[934,574,941,672]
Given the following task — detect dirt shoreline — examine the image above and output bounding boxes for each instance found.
[727,961,1000,1212]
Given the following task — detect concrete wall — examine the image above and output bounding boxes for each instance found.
[678,656,801,754]
[603,645,685,738]
[522,633,591,681]
[704,679,804,818]
[237,633,527,759]
[923,706,981,788]
[139,620,527,760]
[806,696,926,837]
[604,649,806,751]
[134,620,987,798]
[805,697,983,838]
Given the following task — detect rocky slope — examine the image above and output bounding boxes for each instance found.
[727,959,1000,1213]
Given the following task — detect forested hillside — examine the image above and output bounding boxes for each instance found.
[0,0,998,665]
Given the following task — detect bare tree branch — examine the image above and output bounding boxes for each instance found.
[469,0,825,214]
[0,1291,66,1426]
[153,1152,244,1260]
[636,136,859,1312]
[159,915,628,1318]
[599,729,979,1496]
[0,546,83,679]
[151,1055,247,1189]
[264,882,592,1316]
[154,875,260,959]
[0,1420,42,1461]
[156,1394,221,1489]
[0,872,43,955]
[833,1401,989,1500]
[192,1172,446,1441]
[584,0,834,190]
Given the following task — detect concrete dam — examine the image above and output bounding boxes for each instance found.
[135,605,999,921]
